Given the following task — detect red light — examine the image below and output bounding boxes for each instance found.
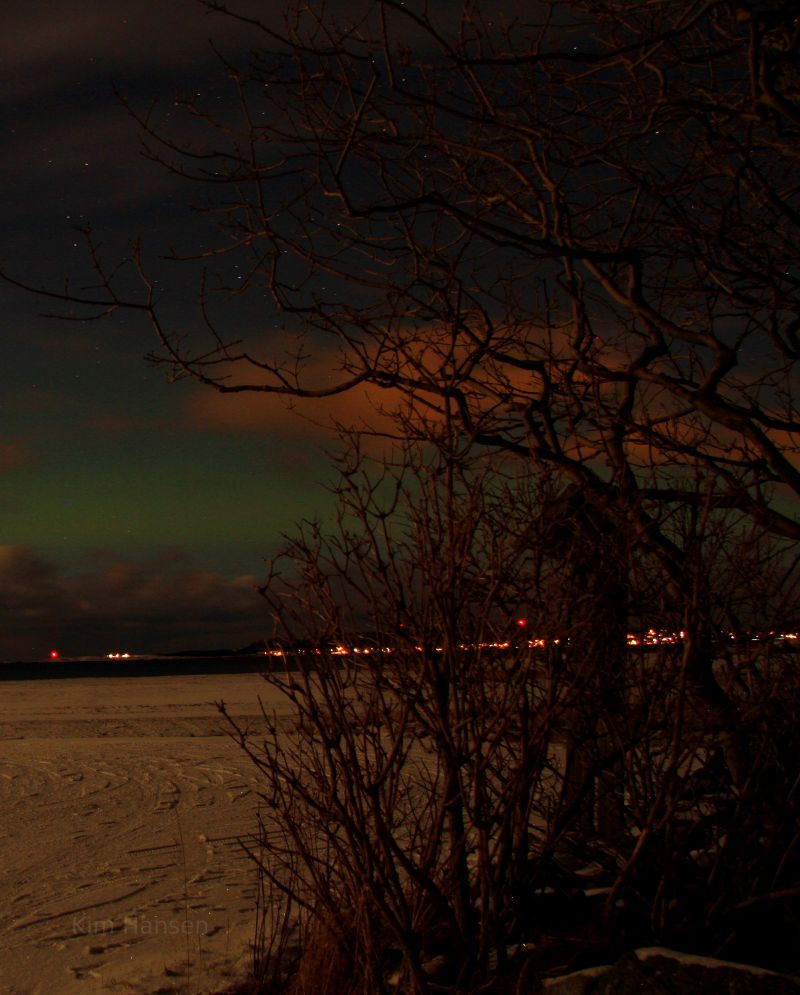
[49,650,60,660]
[516,618,527,628]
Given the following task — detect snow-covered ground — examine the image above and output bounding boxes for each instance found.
[0,671,292,995]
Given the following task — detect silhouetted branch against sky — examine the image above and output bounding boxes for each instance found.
[1,0,799,657]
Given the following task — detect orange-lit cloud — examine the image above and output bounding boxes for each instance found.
[0,441,34,473]
[182,382,399,440]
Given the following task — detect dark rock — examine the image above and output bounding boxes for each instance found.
[543,949,800,995]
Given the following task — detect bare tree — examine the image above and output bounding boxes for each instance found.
[5,0,798,673]
[219,421,800,990]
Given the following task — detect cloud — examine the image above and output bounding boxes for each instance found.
[0,545,269,661]
[182,381,398,440]
[81,411,163,436]
[0,441,35,473]
[3,1,240,86]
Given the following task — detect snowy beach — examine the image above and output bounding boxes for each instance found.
[0,669,288,995]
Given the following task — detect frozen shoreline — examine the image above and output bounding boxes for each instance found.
[0,672,292,995]
[0,656,270,682]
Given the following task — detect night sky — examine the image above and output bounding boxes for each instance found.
[1,1,357,660]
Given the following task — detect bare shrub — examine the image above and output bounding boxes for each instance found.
[217,437,622,991]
